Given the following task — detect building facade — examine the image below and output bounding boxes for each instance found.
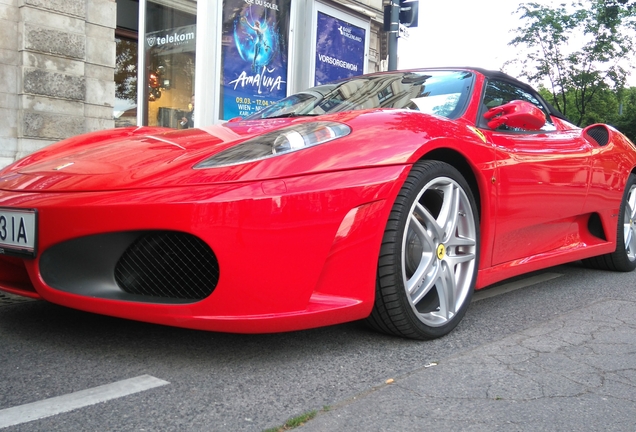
[0,0,385,166]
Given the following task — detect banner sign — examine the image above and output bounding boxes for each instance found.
[145,24,196,55]
[314,12,366,86]
[220,0,291,119]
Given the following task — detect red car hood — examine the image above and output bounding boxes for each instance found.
[0,111,465,192]
[0,120,296,192]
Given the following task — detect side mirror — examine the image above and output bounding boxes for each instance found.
[483,100,546,131]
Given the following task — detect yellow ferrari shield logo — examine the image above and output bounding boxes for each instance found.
[467,126,487,143]
[436,244,446,260]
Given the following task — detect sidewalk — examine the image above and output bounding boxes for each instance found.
[300,299,636,431]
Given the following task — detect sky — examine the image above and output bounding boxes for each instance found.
[397,0,636,86]
[398,0,524,72]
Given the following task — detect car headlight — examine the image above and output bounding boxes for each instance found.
[194,121,351,168]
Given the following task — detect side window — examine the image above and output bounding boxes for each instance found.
[479,80,556,132]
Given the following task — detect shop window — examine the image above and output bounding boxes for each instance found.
[115,0,140,127]
[115,31,139,127]
[114,0,197,129]
[145,1,197,128]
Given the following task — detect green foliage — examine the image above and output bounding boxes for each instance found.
[508,0,636,126]
[611,87,636,141]
[539,83,636,142]
[263,410,319,432]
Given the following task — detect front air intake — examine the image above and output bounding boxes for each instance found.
[115,232,219,300]
[585,125,609,146]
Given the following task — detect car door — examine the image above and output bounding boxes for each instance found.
[477,79,592,265]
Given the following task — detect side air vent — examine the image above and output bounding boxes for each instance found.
[115,232,219,301]
[585,125,609,146]
[587,213,606,241]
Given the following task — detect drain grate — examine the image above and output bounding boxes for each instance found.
[0,292,35,306]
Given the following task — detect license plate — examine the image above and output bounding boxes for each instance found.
[0,208,37,257]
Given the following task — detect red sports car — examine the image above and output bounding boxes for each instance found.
[0,68,634,340]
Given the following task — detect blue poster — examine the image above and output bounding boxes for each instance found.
[220,0,291,119]
[315,12,366,86]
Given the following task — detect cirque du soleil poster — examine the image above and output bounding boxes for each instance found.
[220,0,291,120]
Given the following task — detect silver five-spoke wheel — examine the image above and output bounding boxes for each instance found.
[623,183,636,262]
[367,160,479,340]
[402,176,477,327]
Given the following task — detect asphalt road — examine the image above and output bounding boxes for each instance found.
[1,261,635,431]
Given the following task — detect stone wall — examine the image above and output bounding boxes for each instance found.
[0,0,115,166]
[0,0,20,167]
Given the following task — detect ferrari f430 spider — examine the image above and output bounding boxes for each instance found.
[0,68,634,339]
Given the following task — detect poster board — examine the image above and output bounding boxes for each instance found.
[312,3,369,86]
[220,0,292,119]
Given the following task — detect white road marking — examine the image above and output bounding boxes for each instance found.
[0,374,169,429]
[472,272,564,302]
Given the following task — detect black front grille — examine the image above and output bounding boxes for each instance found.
[115,232,219,301]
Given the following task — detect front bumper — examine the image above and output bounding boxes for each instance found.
[0,165,408,333]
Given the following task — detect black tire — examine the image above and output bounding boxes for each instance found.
[366,160,480,340]
[583,174,636,272]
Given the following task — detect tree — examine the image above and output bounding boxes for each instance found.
[508,0,636,126]
[611,86,636,141]
[538,83,636,142]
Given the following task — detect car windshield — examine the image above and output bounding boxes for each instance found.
[245,70,475,120]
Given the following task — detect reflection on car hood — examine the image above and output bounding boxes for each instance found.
[0,110,465,192]
[0,121,291,192]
